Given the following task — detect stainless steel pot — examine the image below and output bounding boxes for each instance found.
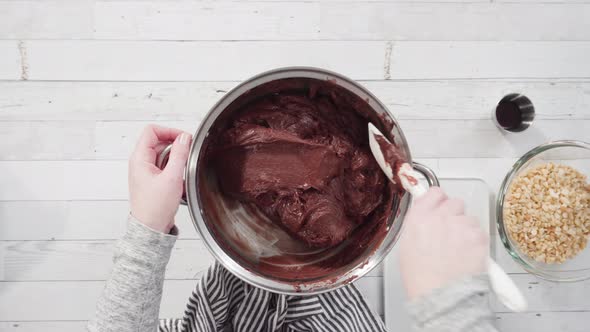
[159,67,439,295]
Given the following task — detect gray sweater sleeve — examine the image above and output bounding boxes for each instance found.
[88,216,498,332]
[407,275,499,332]
[87,215,177,332]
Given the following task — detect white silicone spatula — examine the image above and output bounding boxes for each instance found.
[368,123,527,312]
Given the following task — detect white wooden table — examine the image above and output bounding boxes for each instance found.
[1,1,589,331]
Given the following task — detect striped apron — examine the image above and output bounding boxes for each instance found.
[159,262,388,332]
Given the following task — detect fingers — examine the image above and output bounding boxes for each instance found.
[154,142,171,156]
[163,132,192,180]
[436,198,465,216]
[133,125,184,164]
[453,215,489,243]
[415,187,448,210]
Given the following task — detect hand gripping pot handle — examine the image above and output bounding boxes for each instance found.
[156,144,188,206]
[411,162,440,188]
[409,162,527,312]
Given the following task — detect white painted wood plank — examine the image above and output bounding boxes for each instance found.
[4,312,588,332]
[4,119,585,160]
[0,81,231,121]
[0,161,127,200]
[94,1,320,41]
[492,274,590,312]
[0,201,198,240]
[0,121,95,160]
[399,119,590,158]
[95,0,590,2]
[100,0,488,2]
[500,0,590,2]
[0,2,92,39]
[20,41,590,81]
[320,3,590,41]
[496,312,590,332]
[0,41,20,80]
[0,240,213,281]
[0,321,87,332]
[390,42,590,79]
[0,277,383,320]
[371,80,590,120]
[4,2,589,40]
[2,80,589,121]
[24,41,387,81]
[0,280,196,321]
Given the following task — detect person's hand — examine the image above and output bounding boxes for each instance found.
[128,125,192,234]
[399,187,489,300]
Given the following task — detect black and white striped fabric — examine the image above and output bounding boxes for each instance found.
[159,262,387,332]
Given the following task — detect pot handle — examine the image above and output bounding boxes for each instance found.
[412,162,440,187]
[156,144,188,206]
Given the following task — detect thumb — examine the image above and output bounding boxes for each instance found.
[164,132,191,179]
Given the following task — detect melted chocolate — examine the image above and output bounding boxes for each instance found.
[208,83,387,248]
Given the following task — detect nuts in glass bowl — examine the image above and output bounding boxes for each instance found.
[504,163,590,264]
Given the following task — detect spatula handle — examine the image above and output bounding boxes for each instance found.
[488,259,527,312]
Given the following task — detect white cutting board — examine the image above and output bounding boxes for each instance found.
[383,178,493,330]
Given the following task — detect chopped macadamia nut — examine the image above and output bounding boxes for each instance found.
[504,163,590,264]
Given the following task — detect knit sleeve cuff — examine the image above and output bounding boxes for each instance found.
[407,274,492,326]
[117,215,178,268]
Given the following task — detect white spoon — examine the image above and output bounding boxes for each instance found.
[368,123,527,312]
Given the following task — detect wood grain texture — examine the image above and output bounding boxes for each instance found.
[0,321,88,332]
[399,119,590,158]
[2,2,589,41]
[0,240,213,281]
[492,274,590,312]
[0,161,127,200]
[0,121,96,160]
[0,201,198,241]
[0,277,383,320]
[2,313,586,332]
[94,1,320,41]
[0,81,232,121]
[496,312,590,332]
[2,80,590,121]
[0,2,93,40]
[0,41,20,80]
[390,41,590,79]
[319,3,590,41]
[12,41,590,81]
[23,40,387,81]
[0,280,197,321]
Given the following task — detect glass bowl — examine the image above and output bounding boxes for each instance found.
[497,140,590,281]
